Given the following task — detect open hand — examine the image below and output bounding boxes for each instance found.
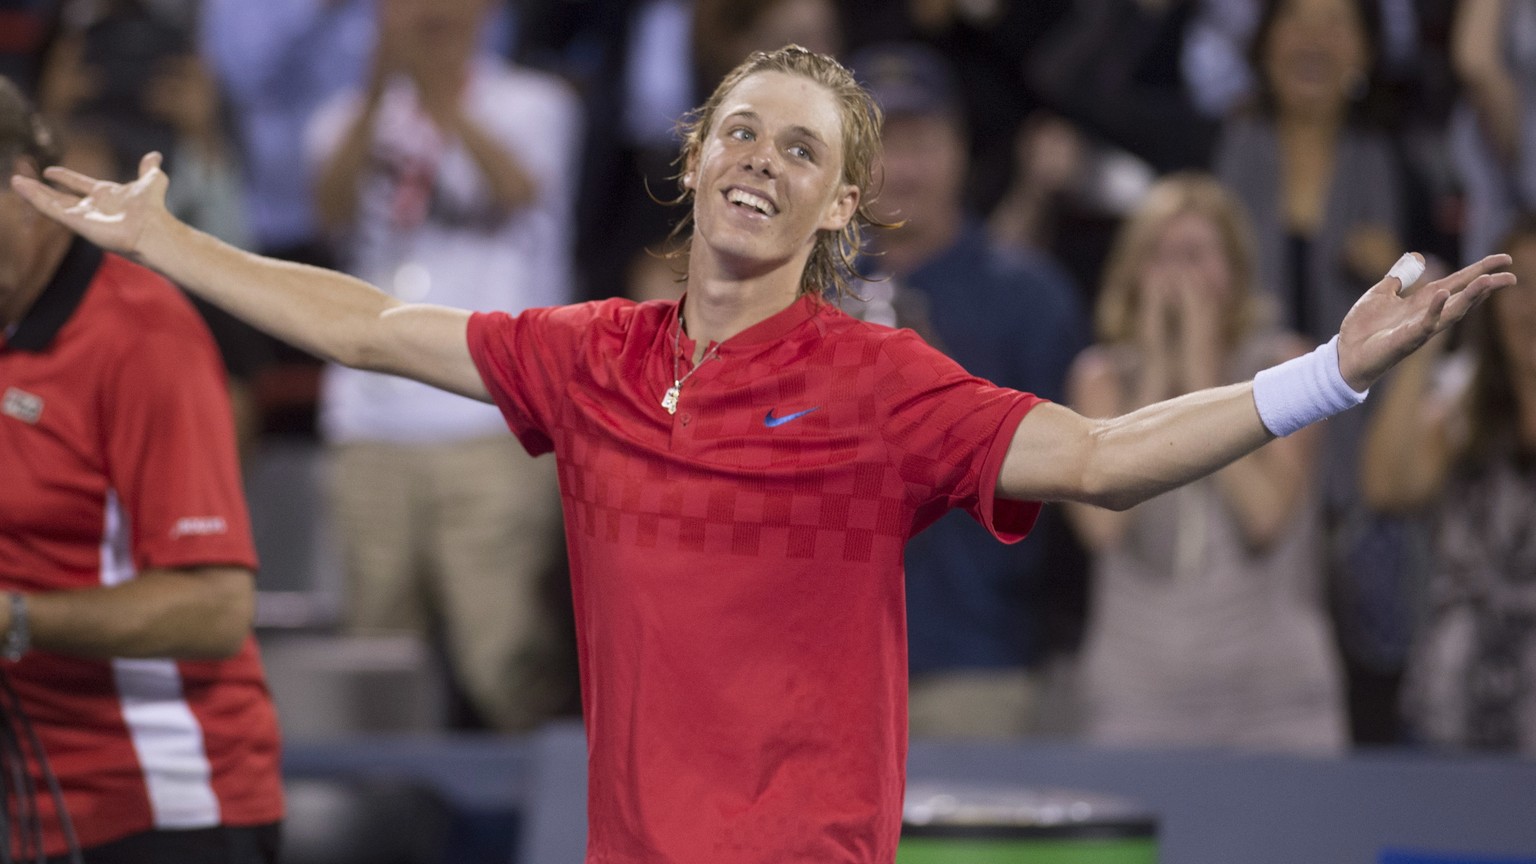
[9,152,171,260]
[1337,252,1516,390]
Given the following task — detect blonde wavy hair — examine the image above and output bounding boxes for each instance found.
[664,45,896,299]
[1095,172,1264,347]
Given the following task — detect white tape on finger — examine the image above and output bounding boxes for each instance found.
[1388,253,1425,295]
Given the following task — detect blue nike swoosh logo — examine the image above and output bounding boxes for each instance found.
[764,407,820,428]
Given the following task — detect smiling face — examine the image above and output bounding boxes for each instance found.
[669,46,885,298]
[683,70,859,288]
[1261,0,1370,116]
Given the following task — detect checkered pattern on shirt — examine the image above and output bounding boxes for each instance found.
[466,294,1042,864]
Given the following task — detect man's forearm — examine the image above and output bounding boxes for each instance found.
[1077,383,1275,511]
[7,568,255,660]
[1000,384,1274,510]
[138,215,400,368]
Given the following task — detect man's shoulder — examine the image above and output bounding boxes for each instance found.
[813,301,939,360]
[497,296,668,343]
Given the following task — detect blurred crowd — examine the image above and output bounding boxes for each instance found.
[4,0,1532,757]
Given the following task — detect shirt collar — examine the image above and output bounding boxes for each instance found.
[674,292,825,356]
[4,238,104,353]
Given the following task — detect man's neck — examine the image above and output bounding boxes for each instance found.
[680,250,807,355]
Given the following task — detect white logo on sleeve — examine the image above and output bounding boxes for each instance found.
[171,517,229,539]
[1,388,43,424]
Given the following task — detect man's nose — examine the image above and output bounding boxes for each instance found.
[742,142,778,177]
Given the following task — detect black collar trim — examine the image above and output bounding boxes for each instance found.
[6,238,104,353]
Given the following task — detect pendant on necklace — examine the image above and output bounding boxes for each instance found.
[661,384,681,415]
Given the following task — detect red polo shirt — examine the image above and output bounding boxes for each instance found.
[468,293,1041,863]
[0,240,283,855]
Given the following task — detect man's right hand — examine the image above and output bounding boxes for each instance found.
[11,152,172,262]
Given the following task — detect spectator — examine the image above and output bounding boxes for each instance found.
[0,77,283,863]
[1362,218,1536,755]
[1216,0,1401,345]
[1064,172,1346,753]
[849,42,1088,739]
[1215,0,1414,744]
[305,0,581,731]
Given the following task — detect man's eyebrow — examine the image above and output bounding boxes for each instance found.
[788,125,828,148]
[722,111,828,148]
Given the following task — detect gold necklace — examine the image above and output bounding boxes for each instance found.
[662,321,719,415]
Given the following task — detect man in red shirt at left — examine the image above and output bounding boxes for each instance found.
[0,78,282,863]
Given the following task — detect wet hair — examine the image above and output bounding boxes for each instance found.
[664,44,896,299]
[0,77,60,174]
[1095,172,1264,347]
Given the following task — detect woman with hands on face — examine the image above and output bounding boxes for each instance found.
[1066,172,1349,754]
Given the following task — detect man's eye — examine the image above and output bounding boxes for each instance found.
[789,145,812,160]
[730,128,753,141]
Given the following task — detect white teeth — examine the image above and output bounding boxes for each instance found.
[727,189,776,215]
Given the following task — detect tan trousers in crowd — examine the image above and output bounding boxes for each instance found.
[329,436,566,732]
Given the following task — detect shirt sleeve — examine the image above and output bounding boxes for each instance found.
[876,329,1045,543]
[466,302,605,457]
[101,281,257,573]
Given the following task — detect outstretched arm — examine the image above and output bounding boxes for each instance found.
[10,154,490,401]
[999,253,1515,508]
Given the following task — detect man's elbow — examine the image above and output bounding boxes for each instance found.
[186,569,257,659]
[1073,428,1146,512]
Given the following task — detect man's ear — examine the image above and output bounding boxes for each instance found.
[817,183,860,232]
[680,145,700,192]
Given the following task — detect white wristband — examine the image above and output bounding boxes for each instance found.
[1252,335,1368,437]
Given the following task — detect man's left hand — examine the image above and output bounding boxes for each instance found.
[1338,252,1515,391]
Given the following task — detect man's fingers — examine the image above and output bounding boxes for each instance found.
[1387,252,1426,297]
[138,151,163,178]
[10,174,79,213]
[1440,253,1514,296]
[1439,272,1510,323]
[1424,286,1450,327]
[41,165,101,196]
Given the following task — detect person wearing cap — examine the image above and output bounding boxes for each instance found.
[11,43,1513,864]
[0,77,282,863]
[847,42,1088,740]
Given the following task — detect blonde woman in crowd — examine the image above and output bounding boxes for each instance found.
[1066,173,1348,753]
